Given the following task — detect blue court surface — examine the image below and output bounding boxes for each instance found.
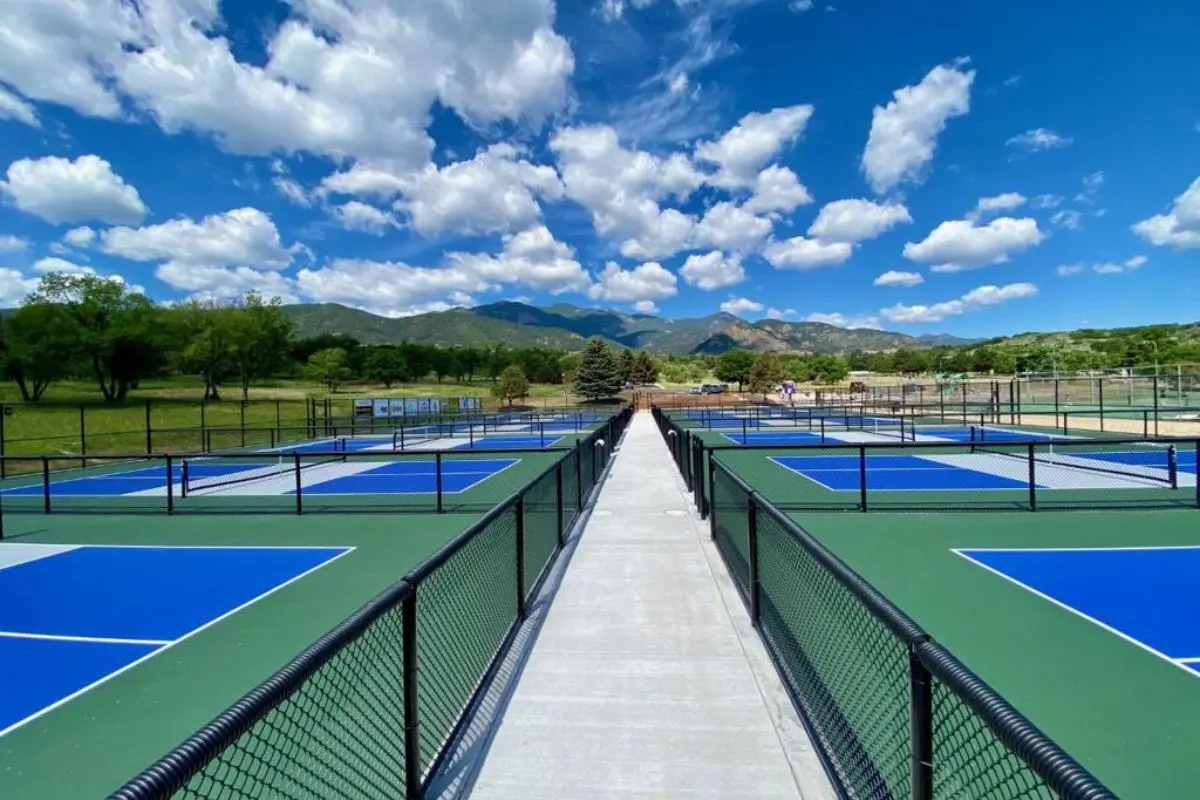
[771,454,1035,491]
[724,431,829,446]
[452,435,568,451]
[0,544,349,736]
[955,546,1200,677]
[0,457,520,497]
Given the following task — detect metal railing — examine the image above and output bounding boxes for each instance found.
[106,407,632,800]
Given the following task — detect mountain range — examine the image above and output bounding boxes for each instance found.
[281,301,978,354]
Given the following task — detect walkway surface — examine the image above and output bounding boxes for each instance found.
[460,412,835,799]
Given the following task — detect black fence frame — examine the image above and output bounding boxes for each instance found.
[104,407,632,800]
[651,405,1115,799]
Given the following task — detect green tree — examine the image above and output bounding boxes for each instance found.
[30,273,168,402]
[306,348,352,392]
[632,350,658,385]
[714,349,755,391]
[1,303,78,401]
[617,348,636,385]
[227,292,295,401]
[172,300,236,400]
[492,364,531,406]
[363,347,408,388]
[573,337,623,400]
[747,352,784,397]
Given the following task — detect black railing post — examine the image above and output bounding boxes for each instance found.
[294,452,303,515]
[402,589,421,800]
[747,498,761,624]
[708,456,718,540]
[436,452,444,514]
[516,498,527,619]
[1098,379,1105,432]
[42,456,51,514]
[145,399,153,455]
[1027,443,1037,511]
[910,649,934,800]
[575,445,583,511]
[555,462,565,545]
[240,402,247,448]
[80,406,87,469]
[1195,441,1199,509]
[200,402,207,452]
[166,456,174,516]
[0,404,6,480]
[859,446,868,512]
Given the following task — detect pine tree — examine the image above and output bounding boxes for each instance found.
[633,350,658,385]
[747,352,784,398]
[573,337,624,400]
[617,347,636,385]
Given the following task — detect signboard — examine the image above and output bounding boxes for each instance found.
[388,399,405,418]
[357,399,378,419]
[460,397,482,412]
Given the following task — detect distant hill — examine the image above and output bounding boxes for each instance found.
[281,301,937,354]
[917,333,982,347]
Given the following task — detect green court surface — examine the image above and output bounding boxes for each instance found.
[0,511,478,799]
[791,510,1200,799]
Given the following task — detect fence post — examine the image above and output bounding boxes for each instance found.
[294,453,303,515]
[166,456,174,516]
[79,406,87,469]
[402,589,421,800]
[555,462,564,546]
[1027,443,1037,511]
[240,402,247,448]
[1195,441,1199,510]
[145,399,153,455]
[0,404,6,480]
[200,402,207,452]
[515,498,527,619]
[1098,380,1105,432]
[858,446,868,512]
[909,649,934,800]
[747,498,761,624]
[43,456,51,514]
[575,445,583,510]
[436,452,444,514]
[708,456,717,540]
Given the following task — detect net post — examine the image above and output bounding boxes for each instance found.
[1098,380,1105,432]
[539,422,545,449]
[555,461,564,546]
[1061,412,1068,437]
[1027,443,1037,511]
[820,416,826,444]
[436,452,444,514]
[181,460,190,498]
[909,648,934,800]
[1168,445,1178,490]
[515,497,527,620]
[42,456,51,514]
[166,456,174,516]
[145,399,153,455]
[401,588,422,800]
[294,452,302,515]
[80,406,87,469]
[747,497,761,624]
[741,418,747,444]
[858,446,868,512]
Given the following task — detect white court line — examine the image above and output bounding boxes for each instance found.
[0,630,171,646]
[0,545,355,739]
[955,544,1200,553]
[0,542,350,551]
[951,548,1199,681]
[1175,657,1200,664]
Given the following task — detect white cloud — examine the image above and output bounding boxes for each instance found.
[0,268,40,307]
[881,283,1038,323]
[804,312,882,330]
[446,225,591,295]
[695,105,814,189]
[32,256,93,275]
[860,63,975,194]
[551,124,702,260]
[0,0,573,168]
[1050,209,1082,230]
[632,299,659,314]
[762,236,853,270]
[1133,176,1200,248]
[1056,263,1084,276]
[156,263,299,304]
[741,165,813,215]
[720,296,764,315]
[807,198,912,244]
[1093,255,1147,275]
[693,202,773,253]
[1,155,147,225]
[0,234,28,253]
[587,261,678,303]
[790,0,814,10]
[332,201,398,235]
[101,207,294,270]
[296,259,487,318]
[966,192,1026,222]
[0,85,38,127]
[680,251,745,290]
[1006,128,1073,155]
[873,270,924,287]
[903,217,1046,272]
[63,227,96,247]
[766,307,796,319]
[1033,194,1063,209]
[273,177,312,207]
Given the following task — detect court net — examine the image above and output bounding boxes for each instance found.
[970,432,1179,487]
[181,440,348,495]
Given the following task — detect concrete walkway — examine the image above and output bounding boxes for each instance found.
[458,412,835,799]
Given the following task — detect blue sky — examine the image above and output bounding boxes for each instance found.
[0,0,1198,338]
